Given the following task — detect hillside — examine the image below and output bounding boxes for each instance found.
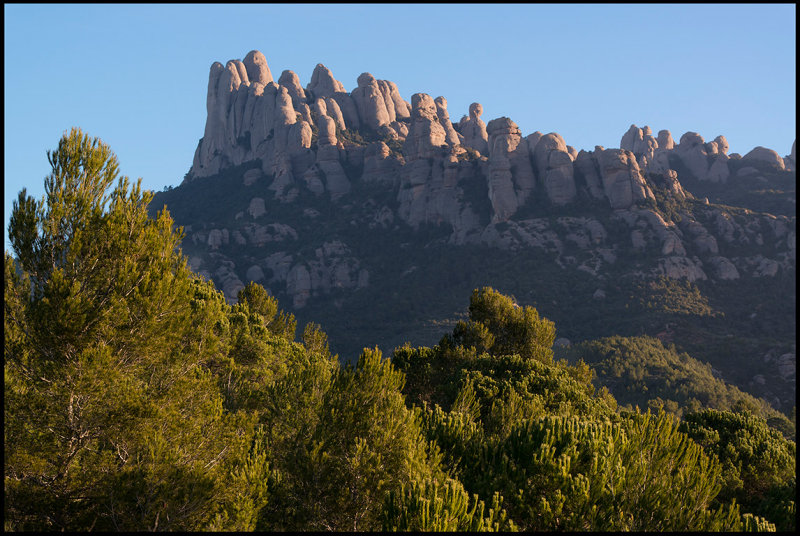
[149,50,796,415]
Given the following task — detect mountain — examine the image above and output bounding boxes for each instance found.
[149,50,796,415]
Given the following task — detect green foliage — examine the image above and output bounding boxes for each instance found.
[456,146,482,162]
[566,335,793,435]
[237,281,296,340]
[337,126,367,146]
[750,478,796,533]
[680,409,796,530]
[632,276,715,316]
[4,128,249,531]
[379,133,405,158]
[640,179,698,223]
[471,410,762,531]
[257,347,443,531]
[382,477,516,531]
[444,287,555,364]
[206,430,282,532]
[393,289,781,531]
[303,321,334,360]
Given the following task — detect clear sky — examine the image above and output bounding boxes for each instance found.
[4,3,796,253]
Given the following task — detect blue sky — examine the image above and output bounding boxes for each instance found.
[4,3,796,253]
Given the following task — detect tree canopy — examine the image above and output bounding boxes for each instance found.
[4,128,791,532]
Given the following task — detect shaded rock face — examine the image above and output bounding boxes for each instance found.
[281,241,369,308]
[786,140,796,171]
[574,150,606,200]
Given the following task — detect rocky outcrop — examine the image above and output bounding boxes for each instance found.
[351,72,392,132]
[533,132,576,206]
[620,126,737,183]
[660,131,727,185]
[486,117,537,219]
[435,97,463,147]
[459,102,489,155]
[743,146,786,170]
[248,197,266,219]
[713,135,729,155]
[621,124,658,165]
[784,140,796,171]
[657,130,674,151]
[595,148,653,209]
[316,144,351,199]
[285,241,368,307]
[215,260,245,302]
[313,101,339,146]
[574,150,606,200]
[362,141,401,185]
[307,63,345,97]
[676,132,711,179]
[190,50,793,227]
[708,256,740,280]
[403,93,449,159]
[278,70,307,105]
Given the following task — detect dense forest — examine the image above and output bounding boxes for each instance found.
[4,129,795,531]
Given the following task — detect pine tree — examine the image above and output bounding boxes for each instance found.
[381,477,516,531]
[258,347,444,531]
[446,287,555,364]
[4,128,247,531]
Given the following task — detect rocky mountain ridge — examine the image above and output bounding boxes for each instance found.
[181,50,795,307]
[153,50,795,412]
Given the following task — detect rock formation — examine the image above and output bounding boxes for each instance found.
[743,146,786,171]
[178,50,795,309]
[533,132,576,206]
[459,102,489,155]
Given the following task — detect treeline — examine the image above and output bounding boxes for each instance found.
[4,129,795,531]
